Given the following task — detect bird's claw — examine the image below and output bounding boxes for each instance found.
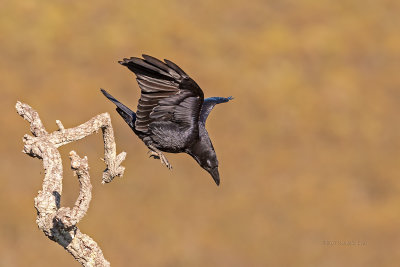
[148,150,160,159]
[148,150,172,170]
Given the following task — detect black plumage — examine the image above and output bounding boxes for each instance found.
[101,55,233,185]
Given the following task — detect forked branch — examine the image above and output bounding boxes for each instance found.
[16,101,127,266]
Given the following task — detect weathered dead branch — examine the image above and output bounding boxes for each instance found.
[16,101,127,266]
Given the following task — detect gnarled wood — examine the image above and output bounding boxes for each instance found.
[16,101,127,266]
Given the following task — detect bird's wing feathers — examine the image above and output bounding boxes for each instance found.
[200,96,233,125]
[119,55,204,133]
[152,91,202,127]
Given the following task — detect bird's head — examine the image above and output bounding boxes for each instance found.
[200,157,220,186]
[193,147,220,185]
[187,143,220,185]
[187,126,221,186]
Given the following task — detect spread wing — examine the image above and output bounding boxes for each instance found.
[119,55,204,133]
[200,96,233,125]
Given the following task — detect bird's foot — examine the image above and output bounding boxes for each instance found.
[148,150,160,159]
[148,149,172,170]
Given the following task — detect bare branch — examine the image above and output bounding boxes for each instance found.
[16,101,126,266]
[16,101,126,183]
[55,151,92,228]
[16,101,48,137]
[56,120,65,131]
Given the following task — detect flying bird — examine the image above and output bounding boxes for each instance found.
[101,55,232,185]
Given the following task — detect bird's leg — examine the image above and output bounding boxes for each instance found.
[148,145,172,170]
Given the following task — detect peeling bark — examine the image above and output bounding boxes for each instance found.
[16,101,127,266]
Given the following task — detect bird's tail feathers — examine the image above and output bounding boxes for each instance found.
[100,89,136,129]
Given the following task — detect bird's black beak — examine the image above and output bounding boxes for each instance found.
[209,167,220,186]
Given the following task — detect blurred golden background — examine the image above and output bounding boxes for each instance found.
[1,0,400,266]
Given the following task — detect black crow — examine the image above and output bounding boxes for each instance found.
[101,55,232,185]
